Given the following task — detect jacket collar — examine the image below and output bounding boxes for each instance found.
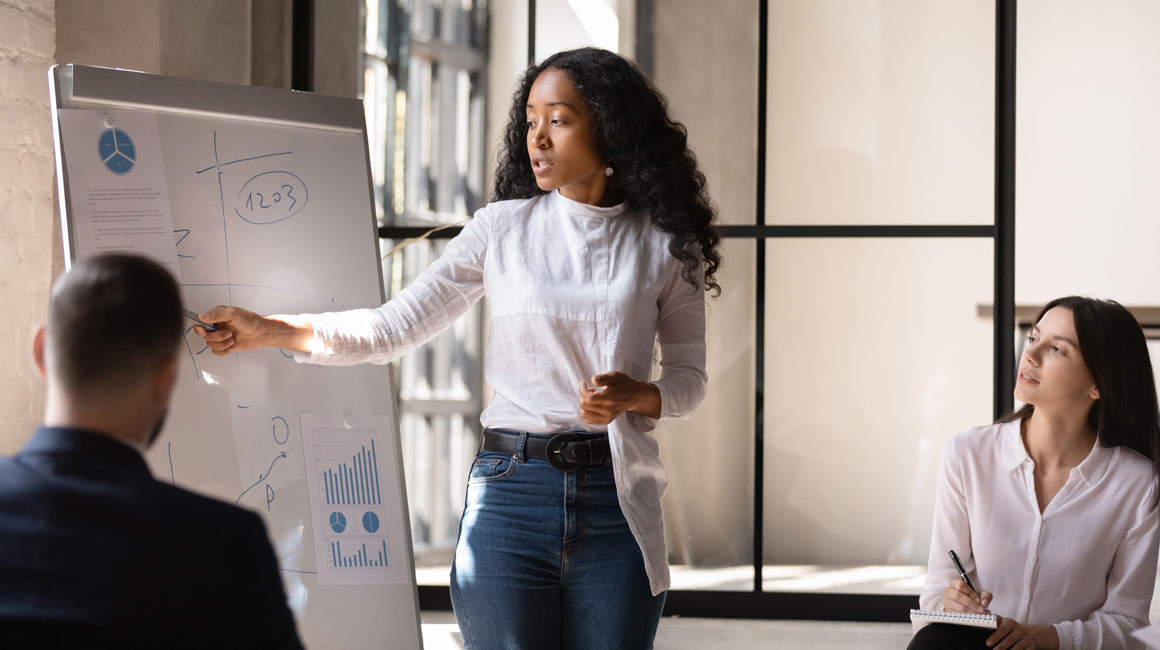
[20,426,151,475]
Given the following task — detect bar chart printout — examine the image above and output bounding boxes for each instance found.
[300,412,407,585]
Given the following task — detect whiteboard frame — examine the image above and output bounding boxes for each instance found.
[48,63,423,649]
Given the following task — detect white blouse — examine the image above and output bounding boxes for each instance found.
[920,419,1160,649]
[295,189,708,595]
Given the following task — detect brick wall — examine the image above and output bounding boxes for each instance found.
[0,0,56,453]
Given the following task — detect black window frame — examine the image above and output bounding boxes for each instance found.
[343,0,1019,622]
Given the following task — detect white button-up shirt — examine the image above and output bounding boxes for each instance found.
[295,189,708,595]
[920,419,1160,649]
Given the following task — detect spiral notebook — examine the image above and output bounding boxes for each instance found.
[909,609,998,634]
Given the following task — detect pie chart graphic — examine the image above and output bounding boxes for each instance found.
[362,511,380,533]
[98,127,136,174]
[329,511,347,533]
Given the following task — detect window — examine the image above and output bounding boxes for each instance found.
[361,0,489,575]
[362,0,1028,621]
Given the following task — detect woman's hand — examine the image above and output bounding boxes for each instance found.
[192,306,313,356]
[986,617,1057,650]
[577,371,661,425]
[943,580,993,614]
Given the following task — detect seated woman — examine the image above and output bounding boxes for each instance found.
[910,296,1160,650]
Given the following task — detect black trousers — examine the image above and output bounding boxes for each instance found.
[907,624,993,650]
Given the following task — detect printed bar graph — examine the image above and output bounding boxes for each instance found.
[321,438,382,507]
[304,419,401,582]
[329,538,390,569]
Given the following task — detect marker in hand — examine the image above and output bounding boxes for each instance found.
[183,308,218,332]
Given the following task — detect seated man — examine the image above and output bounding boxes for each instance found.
[0,254,304,649]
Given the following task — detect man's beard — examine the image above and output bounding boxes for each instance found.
[146,410,168,448]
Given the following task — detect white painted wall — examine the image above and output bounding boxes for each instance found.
[1016,0,1160,305]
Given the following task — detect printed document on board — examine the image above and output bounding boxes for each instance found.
[300,412,410,585]
[58,109,180,279]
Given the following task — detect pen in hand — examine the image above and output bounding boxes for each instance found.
[948,549,975,591]
[947,549,992,614]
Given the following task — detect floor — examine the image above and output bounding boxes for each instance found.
[415,562,1160,648]
[420,611,915,650]
[413,564,929,595]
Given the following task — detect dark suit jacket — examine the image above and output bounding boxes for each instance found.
[0,427,305,649]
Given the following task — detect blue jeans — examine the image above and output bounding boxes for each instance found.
[449,443,666,650]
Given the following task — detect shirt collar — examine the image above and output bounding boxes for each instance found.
[549,189,628,218]
[999,417,1113,485]
[1074,436,1114,485]
[1000,419,1031,471]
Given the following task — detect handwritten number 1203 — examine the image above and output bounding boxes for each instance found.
[246,184,297,212]
[235,170,309,225]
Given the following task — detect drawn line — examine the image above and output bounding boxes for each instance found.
[236,451,288,505]
[168,441,175,486]
[213,132,233,307]
[209,132,243,379]
[237,405,251,409]
[279,568,319,574]
[177,254,196,259]
[195,151,293,175]
[181,326,200,381]
[196,345,208,355]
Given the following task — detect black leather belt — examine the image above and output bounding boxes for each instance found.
[481,428,610,473]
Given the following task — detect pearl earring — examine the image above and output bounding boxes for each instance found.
[604,166,614,177]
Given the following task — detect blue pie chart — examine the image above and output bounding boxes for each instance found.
[98,127,136,174]
[362,511,380,533]
[329,511,347,533]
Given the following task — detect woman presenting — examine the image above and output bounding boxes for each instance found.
[910,297,1160,650]
[195,47,720,650]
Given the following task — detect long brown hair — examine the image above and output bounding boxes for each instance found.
[998,296,1160,477]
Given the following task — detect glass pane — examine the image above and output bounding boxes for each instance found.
[411,0,482,46]
[651,0,759,225]
[663,240,756,591]
[365,0,489,587]
[381,237,485,586]
[762,238,993,594]
[402,60,485,226]
[363,58,393,224]
[767,0,994,225]
[1016,0,1160,305]
[534,0,621,61]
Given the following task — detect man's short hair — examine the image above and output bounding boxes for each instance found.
[48,254,183,396]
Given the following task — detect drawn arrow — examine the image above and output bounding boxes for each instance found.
[236,450,288,505]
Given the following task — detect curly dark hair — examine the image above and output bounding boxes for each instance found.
[493,47,721,295]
